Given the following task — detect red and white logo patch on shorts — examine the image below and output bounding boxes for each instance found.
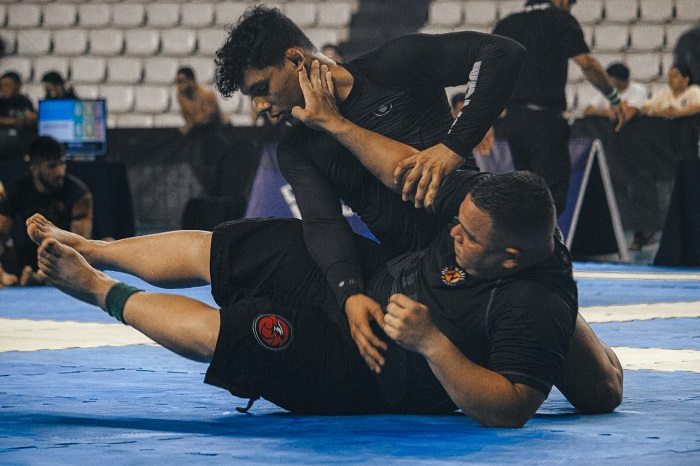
[253,314,293,351]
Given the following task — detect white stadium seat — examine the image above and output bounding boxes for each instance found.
[53,30,89,56]
[43,3,77,28]
[160,29,196,56]
[197,28,228,56]
[0,5,5,28]
[134,85,170,113]
[99,85,135,113]
[629,24,665,51]
[284,2,317,28]
[305,28,341,49]
[73,84,99,100]
[71,57,107,84]
[78,4,112,28]
[181,2,214,27]
[7,4,41,28]
[116,113,155,128]
[17,29,52,56]
[675,0,700,23]
[575,82,601,111]
[568,60,585,83]
[0,30,16,55]
[603,0,638,23]
[665,24,693,51]
[572,0,603,24]
[143,57,179,84]
[89,29,125,56]
[179,56,217,84]
[32,57,69,84]
[594,52,625,69]
[113,3,145,28]
[593,24,629,51]
[428,1,463,27]
[124,29,160,56]
[145,3,181,28]
[626,53,661,82]
[107,57,143,84]
[498,0,524,20]
[23,83,44,106]
[638,0,673,23]
[464,1,498,26]
[219,91,243,115]
[0,57,32,83]
[153,112,185,128]
[660,52,675,78]
[214,2,249,26]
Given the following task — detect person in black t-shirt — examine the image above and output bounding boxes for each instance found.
[215,6,526,369]
[0,71,38,160]
[0,136,93,286]
[41,71,78,100]
[493,0,626,214]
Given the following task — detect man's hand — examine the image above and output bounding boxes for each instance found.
[291,60,343,133]
[392,144,463,208]
[383,293,441,355]
[610,103,627,132]
[345,294,387,373]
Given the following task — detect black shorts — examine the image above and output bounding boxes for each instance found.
[204,217,394,414]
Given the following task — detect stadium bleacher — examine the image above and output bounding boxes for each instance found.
[0,0,697,127]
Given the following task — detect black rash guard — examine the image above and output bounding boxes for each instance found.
[277,31,526,309]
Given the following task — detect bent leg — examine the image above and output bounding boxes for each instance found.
[28,214,211,287]
[556,314,624,414]
[37,238,219,363]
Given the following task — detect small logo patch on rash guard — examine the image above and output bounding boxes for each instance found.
[253,314,293,351]
[373,101,393,117]
[441,266,466,286]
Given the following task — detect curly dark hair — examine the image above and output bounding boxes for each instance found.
[215,5,316,98]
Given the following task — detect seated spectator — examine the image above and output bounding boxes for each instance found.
[584,63,647,122]
[641,64,700,119]
[321,43,345,63]
[41,71,77,100]
[0,136,93,286]
[176,67,228,135]
[674,23,700,87]
[0,72,37,160]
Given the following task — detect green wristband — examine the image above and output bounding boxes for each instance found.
[104,282,143,324]
[606,88,621,106]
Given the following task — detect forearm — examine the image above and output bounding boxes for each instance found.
[420,332,544,427]
[578,55,615,96]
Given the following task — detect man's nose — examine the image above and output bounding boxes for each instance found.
[253,97,271,113]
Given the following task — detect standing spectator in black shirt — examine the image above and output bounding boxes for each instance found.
[493,0,626,215]
[41,71,77,100]
[0,72,37,160]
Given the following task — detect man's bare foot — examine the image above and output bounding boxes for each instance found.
[27,214,87,250]
[19,265,44,286]
[0,264,18,288]
[37,238,116,309]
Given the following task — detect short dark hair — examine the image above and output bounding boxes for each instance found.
[450,92,465,109]
[28,136,65,163]
[215,5,316,98]
[177,66,196,81]
[42,71,65,85]
[606,63,630,81]
[1,71,21,85]
[470,171,555,257]
[673,62,693,81]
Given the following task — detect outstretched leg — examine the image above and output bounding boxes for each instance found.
[27,214,212,288]
[556,314,623,414]
[37,238,219,362]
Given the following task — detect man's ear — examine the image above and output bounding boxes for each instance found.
[502,247,521,270]
[285,48,307,70]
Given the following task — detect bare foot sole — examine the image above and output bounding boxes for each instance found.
[37,238,116,308]
[27,214,88,251]
[0,266,18,287]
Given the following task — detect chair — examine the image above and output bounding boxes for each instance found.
[665,24,693,51]
[179,56,216,84]
[305,28,340,49]
[153,112,184,128]
[32,57,69,84]
[660,52,675,78]
[572,0,603,24]
[134,85,170,113]
[197,28,228,56]
[428,1,463,27]
[593,24,629,51]
[145,3,181,28]
[43,3,77,28]
[675,0,700,22]
[214,2,248,26]
[603,0,639,23]
[0,57,31,82]
[575,82,601,112]
[124,29,160,56]
[77,4,112,28]
[626,53,661,82]
[107,57,143,84]
[160,29,196,56]
[497,0,523,19]
[629,24,665,51]
[284,2,317,28]
[116,113,154,128]
[89,29,125,56]
[219,91,243,115]
[464,1,498,26]
[568,60,585,83]
[73,84,99,99]
[0,5,5,28]
[638,0,673,23]
[181,2,214,27]
[0,30,16,55]
[99,85,135,113]
[53,30,89,56]
[71,57,107,84]
[7,4,41,28]
[113,3,145,28]
[17,29,52,56]
[143,57,179,84]
[23,83,44,105]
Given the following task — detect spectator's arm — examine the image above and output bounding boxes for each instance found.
[69,193,93,239]
[573,53,626,130]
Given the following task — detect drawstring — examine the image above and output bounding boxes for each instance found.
[236,396,260,413]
